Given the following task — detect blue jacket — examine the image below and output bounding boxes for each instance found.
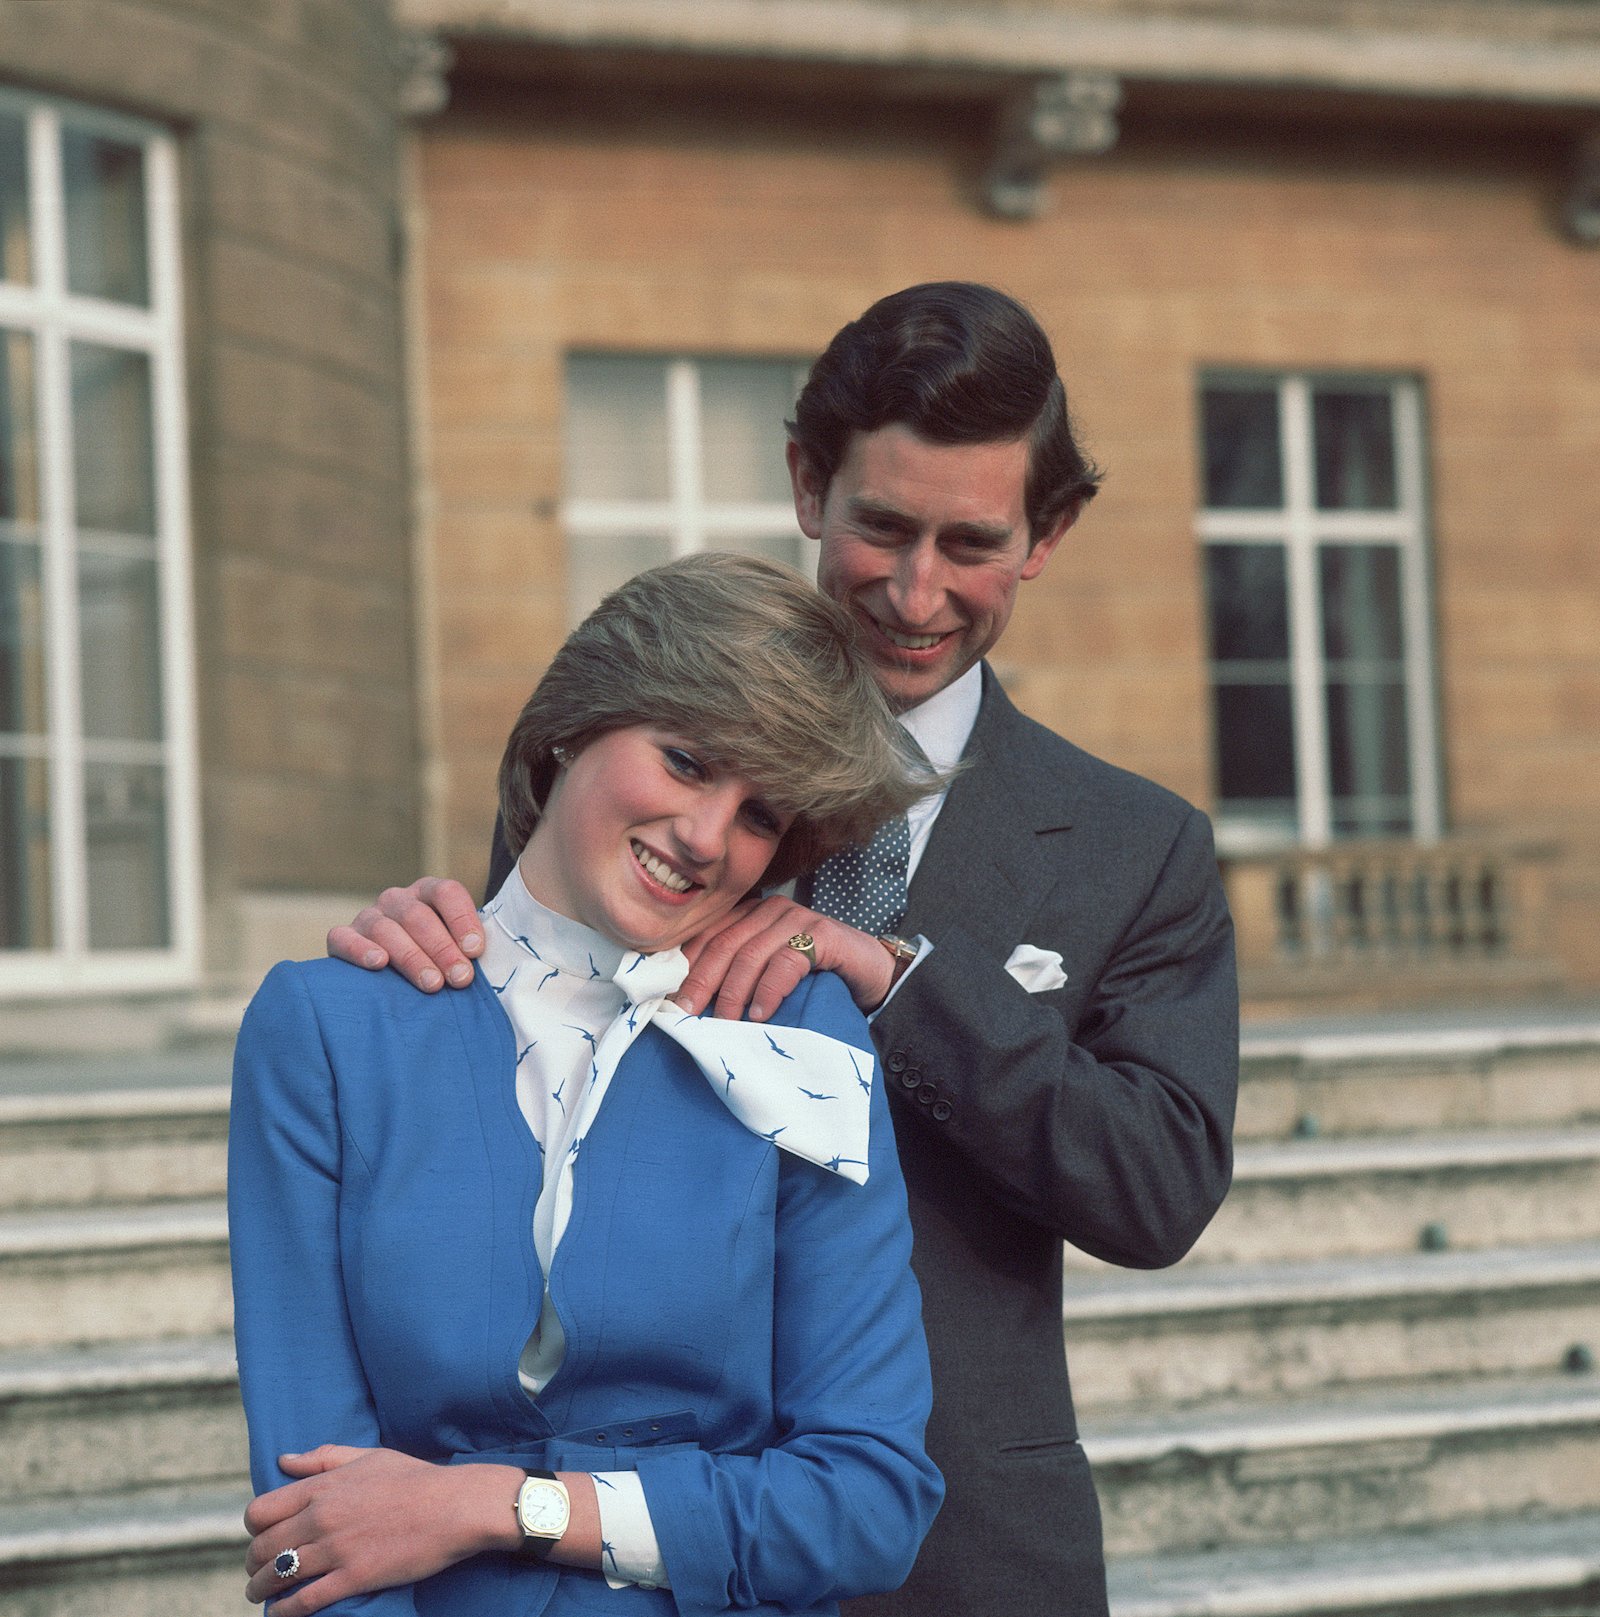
[228,959,942,1617]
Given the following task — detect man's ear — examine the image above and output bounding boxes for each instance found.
[1019,500,1081,582]
[787,441,827,540]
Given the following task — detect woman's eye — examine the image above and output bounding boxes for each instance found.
[743,803,783,838]
[662,747,706,781]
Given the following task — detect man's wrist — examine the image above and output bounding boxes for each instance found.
[870,935,918,1008]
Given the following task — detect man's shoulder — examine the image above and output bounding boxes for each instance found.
[974,668,1202,836]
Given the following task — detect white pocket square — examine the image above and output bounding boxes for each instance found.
[1004,944,1068,994]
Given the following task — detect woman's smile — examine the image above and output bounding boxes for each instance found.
[519,726,791,953]
[629,839,697,898]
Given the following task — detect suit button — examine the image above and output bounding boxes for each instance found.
[899,1070,920,1090]
[916,1083,936,1104]
[931,1100,953,1122]
[886,1051,908,1074]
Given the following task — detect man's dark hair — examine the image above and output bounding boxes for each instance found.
[788,281,1103,543]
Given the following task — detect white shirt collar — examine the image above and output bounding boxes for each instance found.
[897,661,983,772]
[488,859,628,983]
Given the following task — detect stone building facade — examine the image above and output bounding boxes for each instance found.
[3,0,1597,1015]
[395,0,1600,1009]
[0,0,417,1014]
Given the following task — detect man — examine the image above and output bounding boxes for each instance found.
[333,282,1238,1614]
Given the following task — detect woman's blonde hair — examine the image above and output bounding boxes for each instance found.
[498,553,937,887]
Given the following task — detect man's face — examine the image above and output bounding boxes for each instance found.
[790,424,1072,712]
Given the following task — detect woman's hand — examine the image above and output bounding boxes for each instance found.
[326,878,484,992]
[674,896,898,1022]
[243,1446,523,1614]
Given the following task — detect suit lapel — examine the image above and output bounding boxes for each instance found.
[905,666,1079,957]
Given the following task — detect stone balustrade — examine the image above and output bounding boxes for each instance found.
[1223,835,1564,1006]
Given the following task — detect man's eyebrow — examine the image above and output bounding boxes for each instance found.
[848,497,1014,545]
[847,496,914,526]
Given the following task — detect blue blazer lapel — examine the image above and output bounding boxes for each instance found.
[446,973,557,1438]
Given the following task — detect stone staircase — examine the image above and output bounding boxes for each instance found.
[0,1054,249,1616]
[5,1016,1600,1614]
[1082,1015,1600,1617]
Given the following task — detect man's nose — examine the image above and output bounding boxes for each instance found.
[887,544,943,626]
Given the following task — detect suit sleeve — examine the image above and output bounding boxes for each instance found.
[876,802,1238,1269]
[228,963,420,1616]
[634,975,944,1615]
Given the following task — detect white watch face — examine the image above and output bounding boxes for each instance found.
[517,1477,570,1538]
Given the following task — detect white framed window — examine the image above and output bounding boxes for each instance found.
[0,88,200,994]
[1197,371,1441,854]
[562,354,812,624]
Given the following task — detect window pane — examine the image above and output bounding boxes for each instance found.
[698,360,800,504]
[1212,682,1297,811]
[1313,389,1396,511]
[565,356,670,501]
[71,342,156,536]
[2,329,40,527]
[1,541,47,735]
[85,760,169,948]
[1326,678,1411,837]
[567,529,672,625]
[1321,544,1404,664]
[0,112,28,285]
[1205,543,1289,662]
[62,128,149,306]
[1201,386,1282,509]
[78,546,163,741]
[0,754,51,948]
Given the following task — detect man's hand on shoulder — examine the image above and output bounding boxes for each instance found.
[326,877,484,992]
[675,895,894,1022]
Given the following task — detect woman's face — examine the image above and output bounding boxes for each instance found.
[518,725,793,954]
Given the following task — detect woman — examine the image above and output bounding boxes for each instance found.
[228,554,944,1617]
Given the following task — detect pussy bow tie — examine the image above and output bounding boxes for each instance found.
[598,948,874,1185]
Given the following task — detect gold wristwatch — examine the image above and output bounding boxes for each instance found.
[876,934,918,995]
[514,1471,570,1560]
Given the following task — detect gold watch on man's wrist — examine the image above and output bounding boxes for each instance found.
[875,934,918,996]
[513,1471,570,1560]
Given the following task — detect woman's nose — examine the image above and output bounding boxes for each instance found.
[674,789,740,862]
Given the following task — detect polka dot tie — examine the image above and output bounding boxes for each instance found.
[807,814,911,937]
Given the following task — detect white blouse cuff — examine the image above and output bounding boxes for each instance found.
[594,1471,671,1591]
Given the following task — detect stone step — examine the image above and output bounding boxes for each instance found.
[1064,1241,1600,1412]
[0,1482,250,1617]
[1238,1022,1600,1142]
[0,1200,231,1350]
[0,1337,244,1504]
[1084,1372,1600,1557]
[0,1087,230,1213]
[1066,1127,1600,1272]
[1106,1510,1600,1617]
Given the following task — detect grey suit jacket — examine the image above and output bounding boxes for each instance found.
[846,666,1238,1617]
[484,666,1238,1617]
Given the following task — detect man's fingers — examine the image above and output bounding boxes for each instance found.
[730,947,813,1025]
[412,878,485,958]
[674,899,787,1014]
[326,924,387,971]
[356,903,464,991]
[328,878,484,987]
